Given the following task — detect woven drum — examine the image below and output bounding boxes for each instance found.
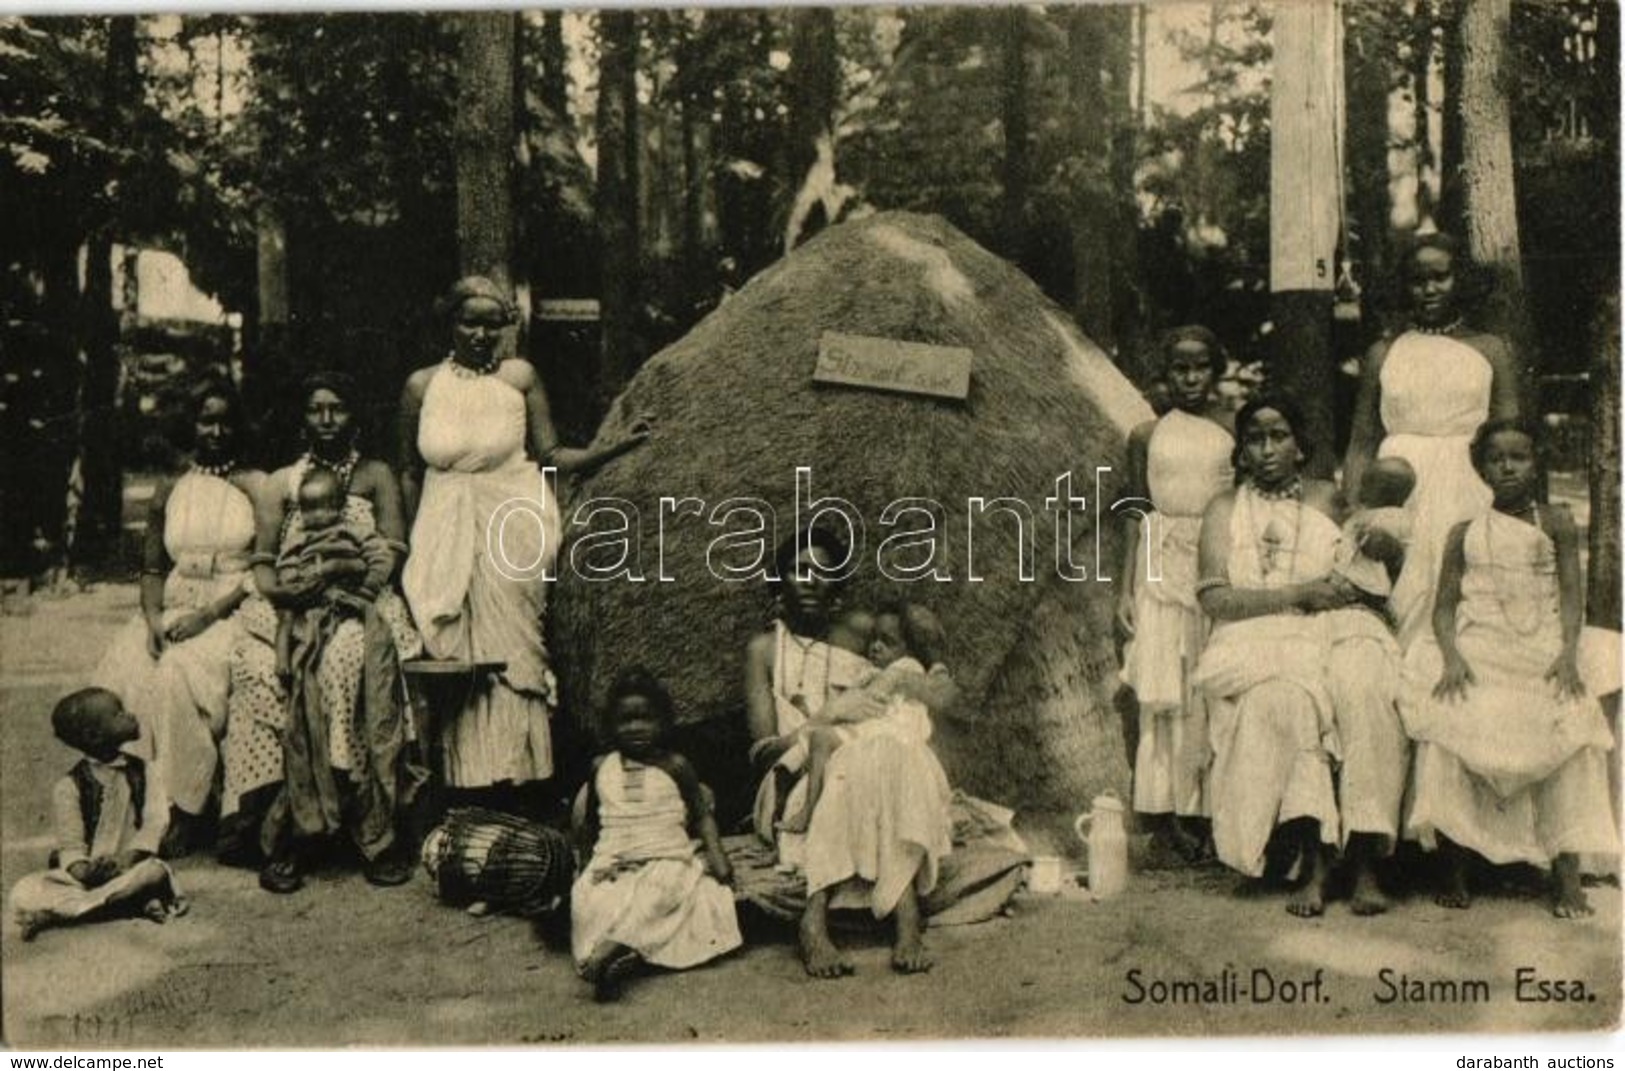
[421,807,573,916]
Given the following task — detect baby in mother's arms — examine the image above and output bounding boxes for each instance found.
[778,602,947,835]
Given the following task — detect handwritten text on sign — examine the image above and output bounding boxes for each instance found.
[813,331,972,401]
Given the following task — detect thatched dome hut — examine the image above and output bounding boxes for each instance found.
[550,212,1152,826]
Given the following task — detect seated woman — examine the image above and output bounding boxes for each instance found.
[92,384,265,850]
[1195,395,1404,918]
[744,527,955,977]
[221,371,422,893]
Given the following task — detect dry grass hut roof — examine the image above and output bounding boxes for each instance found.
[551,211,1152,822]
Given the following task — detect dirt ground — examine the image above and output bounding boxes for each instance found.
[1,584,1620,1048]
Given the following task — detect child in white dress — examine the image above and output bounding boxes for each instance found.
[572,668,739,1000]
[1403,419,1620,917]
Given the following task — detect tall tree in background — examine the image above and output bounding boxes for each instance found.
[1589,290,1620,629]
[596,10,641,397]
[998,6,1030,258]
[785,7,838,250]
[73,15,141,566]
[1456,0,1532,387]
[455,12,516,292]
[1066,5,1134,354]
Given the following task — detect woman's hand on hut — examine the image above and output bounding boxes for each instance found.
[1433,652,1476,702]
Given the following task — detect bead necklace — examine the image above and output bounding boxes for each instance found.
[1251,476,1303,502]
[300,447,360,492]
[1412,316,1464,336]
[191,458,236,479]
[777,621,832,713]
[445,351,500,378]
[1245,482,1304,581]
[1481,507,1551,638]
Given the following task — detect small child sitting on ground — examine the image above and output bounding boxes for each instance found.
[272,466,397,685]
[572,668,739,1001]
[777,602,946,834]
[10,688,187,940]
[1332,456,1415,611]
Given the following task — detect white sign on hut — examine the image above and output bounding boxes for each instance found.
[813,331,972,401]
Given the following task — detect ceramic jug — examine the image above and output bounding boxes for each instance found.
[1072,792,1128,899]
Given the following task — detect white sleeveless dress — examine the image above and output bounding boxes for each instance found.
[93,471,259,815]
[1195,488,1343,876]
[1122,409,1233,817]
[1377,332,1495,646]
[403,366,561,787]
[1402,512,1619,866]
[571,753,742,969]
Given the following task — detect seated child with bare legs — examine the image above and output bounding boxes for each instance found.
[778,602,946,835]
[10,688,187,940]
[272,467,397,685]
[1403,419,1620,918]
[571,668,741,1001]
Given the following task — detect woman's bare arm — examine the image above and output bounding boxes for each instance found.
[1342,339,1389,506]
[397,370,429,521]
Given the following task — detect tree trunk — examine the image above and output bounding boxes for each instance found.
[1269,0,1341,479]
[1067,5,1129,352]
[1345,5,1394,304]
[73,14,141,570]
[1439,0,1466,236]
[1456,0,1532,385]
[455,12,516,292]
[679,31,705,314]
[999,6,1030,259]
[1411,2,1436,226]
[539,10,569,123]
[596,9,641,397]
[1588,292,1621,629]
[785,7,838,251]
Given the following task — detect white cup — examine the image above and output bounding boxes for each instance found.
[1028,855,1063,895]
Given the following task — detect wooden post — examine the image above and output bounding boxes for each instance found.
[1269,0,1342,478]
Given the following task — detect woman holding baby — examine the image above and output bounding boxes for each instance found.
[744,526,957,977]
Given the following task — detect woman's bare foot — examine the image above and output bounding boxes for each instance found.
[799,892,853,979]
[891,886,933,973]
[1552,855,1594,919]
[1285,846,1329,918]
[1435,842,1471,909]
[579,939,632,999]
[1349,863,1390,917]
[593,948,642,1002]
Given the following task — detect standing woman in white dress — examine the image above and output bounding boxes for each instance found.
[1343,234,1522,647]
[1116,326,1234,862]
[93,385,265,850]
[399,276,647,817]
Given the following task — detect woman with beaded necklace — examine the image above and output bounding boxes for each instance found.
[221,370,423,893]
[1194,396,1376,918]
[1343,233,1522,648]
[398,276,648,818]
[92,384,266,853]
